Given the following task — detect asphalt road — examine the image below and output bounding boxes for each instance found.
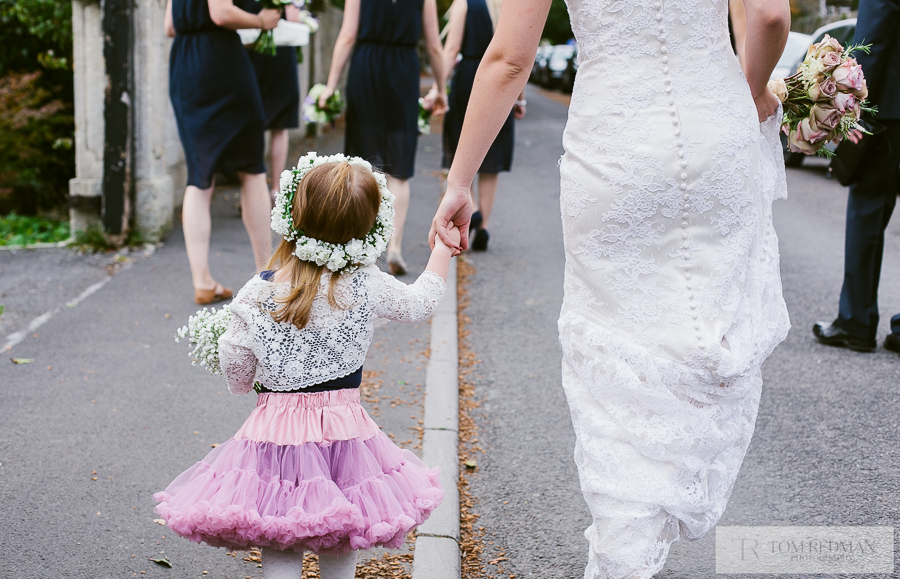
[0,126,448,578]
[462,87,900,579]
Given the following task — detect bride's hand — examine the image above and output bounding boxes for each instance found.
[317,85,335,109]
[430,183,473,252]
[753,87,781,123]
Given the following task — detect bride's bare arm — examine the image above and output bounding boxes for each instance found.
[742,0,790,120]
[430,0,552,250]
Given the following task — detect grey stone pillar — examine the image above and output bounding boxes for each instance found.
[69,0,105,233]
[70,0,185,242]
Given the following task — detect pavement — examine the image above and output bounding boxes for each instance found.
[461,88,900,579]
[0,123,456,577]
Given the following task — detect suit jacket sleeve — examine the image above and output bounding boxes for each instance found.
[854,0,900,115]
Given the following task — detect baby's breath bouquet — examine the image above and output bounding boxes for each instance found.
[303,84,344,127]
[768,35,875,156]
[418,98,433,135]
[175,305,233,376]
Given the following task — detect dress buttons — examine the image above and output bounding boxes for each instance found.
[676,140,684,147]
[654,2,661,8]
[663,66,669,74]
[665,86,672,93]
[682,231,688,240]
[679,183,687,190]
[662,56,669,63]
[690,303,697,310]
[677,150,684,158]
[674,129,680,136]
[680,161,687,168]
[682,212,689,219]
[685,272,691,279]
[660,46,668,54]
[659,35,667,42]
[692,313,698,320]
[681,221,689,227]
[655,13,663,21]
[668,98,675,106]
[680,173,687,180]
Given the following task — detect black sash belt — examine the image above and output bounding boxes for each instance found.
[255,367,363,394]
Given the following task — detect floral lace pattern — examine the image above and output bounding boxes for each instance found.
[558,0,790,577]
[218,267,446,395]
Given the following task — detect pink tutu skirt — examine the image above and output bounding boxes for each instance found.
[153,389,443,553]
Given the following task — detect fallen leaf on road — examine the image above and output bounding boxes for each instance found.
[153,519,166,525]
[11,358,34,364]
[149,557,172,568]
[464,460,477,469]
[65,302,76,308]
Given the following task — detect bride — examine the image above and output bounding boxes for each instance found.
[430,0,791,577]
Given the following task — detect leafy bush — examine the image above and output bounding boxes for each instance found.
[0,0,74,217]
[0,211,70,246]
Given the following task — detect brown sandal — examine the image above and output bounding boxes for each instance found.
[194,283,233,305]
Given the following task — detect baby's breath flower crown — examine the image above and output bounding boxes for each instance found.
[272,152,395,274]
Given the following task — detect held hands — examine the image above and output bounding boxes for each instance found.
[753,86,781,123]
[424,86,449,117]
[429,183,473,253]
[258,8,281,30]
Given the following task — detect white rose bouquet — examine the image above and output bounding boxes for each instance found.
[175,305,233,376]
[303,83,344,127]
[418,98,433,135]
[768,35,875,156]
[251,0,293,56]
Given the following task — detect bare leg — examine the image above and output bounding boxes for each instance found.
[182,183,216,291]
[318,551,357,579]
[262,548,304,579]
[239,171,273,270]
[476,172,499,230]
[270,128,290,194]
[386,176,410,255]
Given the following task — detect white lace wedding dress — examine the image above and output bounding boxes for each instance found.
[556,1,791,577]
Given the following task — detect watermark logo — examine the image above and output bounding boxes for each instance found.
[716,526,894,574]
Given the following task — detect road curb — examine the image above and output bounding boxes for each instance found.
[413,257,460,579]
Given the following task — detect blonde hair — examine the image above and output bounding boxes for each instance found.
[265,162,381,329]
[486,0,501,28]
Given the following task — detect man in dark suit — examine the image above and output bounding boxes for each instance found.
[814,0,900,355]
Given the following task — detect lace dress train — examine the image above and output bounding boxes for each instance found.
[557,1,791,577]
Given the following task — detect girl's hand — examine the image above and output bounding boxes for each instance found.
[318,85,335,108]
[258,8,281,30]
[514,103,526,119]
[430,183,472,251]
[753,86,780,122]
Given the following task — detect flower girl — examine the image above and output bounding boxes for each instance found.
[155,153,458,579]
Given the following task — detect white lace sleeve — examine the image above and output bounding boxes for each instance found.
[370,268,447,323]
[218,303,258,395]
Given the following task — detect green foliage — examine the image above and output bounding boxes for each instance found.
[0,211,69,246]
[0,0,74,216]
[69,224,146,253]
[542,0,573,45]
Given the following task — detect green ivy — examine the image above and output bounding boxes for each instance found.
[0,212,70,246]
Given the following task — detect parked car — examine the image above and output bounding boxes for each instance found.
[540,44,576,87]
[561,45,578,93]
[770,31,812,81]
[531,45,553,84]
[781,19,857,168]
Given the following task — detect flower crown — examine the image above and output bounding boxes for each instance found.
[271,152,395,273]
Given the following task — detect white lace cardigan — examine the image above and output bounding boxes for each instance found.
[218,265,446,395]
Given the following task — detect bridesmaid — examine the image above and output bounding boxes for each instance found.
[318,0,447,275]
[165,0,277,303]
[243,1,302,199]
[432,0,525,251]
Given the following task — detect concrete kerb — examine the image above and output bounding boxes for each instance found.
[412,258,461,579]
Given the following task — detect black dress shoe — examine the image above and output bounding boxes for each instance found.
[472,228,489,251]
[885,333,900,355]
[470,210,483,232]
[812,321,877,352]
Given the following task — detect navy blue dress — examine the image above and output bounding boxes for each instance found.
[241,0,300,130]
[442,0,513,174]
[169,0,266,188]
[345,0,423,180]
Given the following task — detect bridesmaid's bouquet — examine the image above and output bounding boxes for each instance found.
[252,0,294,56]
[418,98,433,135]
[175,305,232,376]
[303,83,344,127]
[768,35,875,156]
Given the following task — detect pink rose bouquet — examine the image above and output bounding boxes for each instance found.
[767,34,875,156]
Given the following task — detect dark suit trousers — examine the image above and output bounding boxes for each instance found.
[837,119,900,340]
